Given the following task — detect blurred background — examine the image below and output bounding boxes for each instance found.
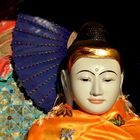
[0,0,140,113]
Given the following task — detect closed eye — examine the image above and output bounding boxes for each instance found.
[103,78,115,82]
[78,78,91,82]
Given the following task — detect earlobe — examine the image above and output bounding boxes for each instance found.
[61,70,68,92]
[61,70,73,106]
[120,72,124,88]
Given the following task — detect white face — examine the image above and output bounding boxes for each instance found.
[70,57,123,114]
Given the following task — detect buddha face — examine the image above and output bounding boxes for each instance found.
[70,57,123,114]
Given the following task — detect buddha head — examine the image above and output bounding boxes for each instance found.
[61,22,124,114]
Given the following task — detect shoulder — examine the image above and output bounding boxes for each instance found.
[27,104,73,139]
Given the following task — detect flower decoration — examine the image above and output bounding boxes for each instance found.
[109,114,125,126]
[60,128,75,140]
[47,103,72,118]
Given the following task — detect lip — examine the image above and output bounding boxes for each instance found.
[88,98,105,104]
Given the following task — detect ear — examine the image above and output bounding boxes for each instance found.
[61,70,73,106]
[67,31,77,48]
[120,72,124,89]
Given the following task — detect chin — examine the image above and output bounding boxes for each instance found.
[86,110,107,115]
[83,106,111,115]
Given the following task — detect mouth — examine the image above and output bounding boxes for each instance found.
[88,98,105,104]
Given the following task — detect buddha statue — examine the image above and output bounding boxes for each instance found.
[27,21,140,140]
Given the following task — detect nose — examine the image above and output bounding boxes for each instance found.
[90,78,102,96]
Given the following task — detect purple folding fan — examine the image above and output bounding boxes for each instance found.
[12,13,71,113]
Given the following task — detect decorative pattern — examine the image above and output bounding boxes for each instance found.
[0,20,44,140]
[0,21,15,58]
[109,114,125,126]
[46,103,72,119]
[0,57,12,80]
[60,128,75,140]
[0,73,44,140]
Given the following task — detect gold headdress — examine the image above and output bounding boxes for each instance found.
[66,22,122,72]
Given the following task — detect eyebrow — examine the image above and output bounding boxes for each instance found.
[77,70,95,75]
[99,70,117,75]
[77,70,117,75]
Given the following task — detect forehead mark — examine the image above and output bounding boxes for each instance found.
[95,68,99,72]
